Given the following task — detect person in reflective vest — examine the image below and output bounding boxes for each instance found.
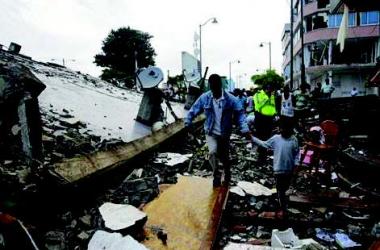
[253,83,277,163]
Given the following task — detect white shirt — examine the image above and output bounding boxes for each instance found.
[281,93,294,117]
[211,92,224,136]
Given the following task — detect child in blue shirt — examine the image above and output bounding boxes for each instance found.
[252,118,299,214]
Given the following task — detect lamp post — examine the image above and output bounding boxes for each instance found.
[237,73,247,89]
[229,59,240,89]
[199,17,218,76]
[259,41,272,70]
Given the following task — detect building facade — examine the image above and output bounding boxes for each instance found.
[282,0,380,97]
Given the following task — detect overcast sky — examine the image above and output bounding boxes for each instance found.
[1,0,290,88]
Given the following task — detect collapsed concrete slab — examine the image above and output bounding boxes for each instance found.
[52,118,202,183]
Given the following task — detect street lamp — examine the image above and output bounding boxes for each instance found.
[199,17,218,76]
[237,73,247,89]
[259,42,272,70]
[229,59,240,89]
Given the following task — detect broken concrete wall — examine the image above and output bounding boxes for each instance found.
[0,62,45,161]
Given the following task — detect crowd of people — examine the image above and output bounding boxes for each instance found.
[184,73,335,217]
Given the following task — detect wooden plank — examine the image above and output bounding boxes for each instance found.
[142,176,228,250]
[53,117,203,183]
[199,186,229,250]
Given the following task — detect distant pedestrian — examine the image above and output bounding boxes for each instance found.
[311,82,322,99]
[185,74,251,187]
[350,87,358,97]
[293,83,311,126]
[321,79,335,98]
[251,118,299,214]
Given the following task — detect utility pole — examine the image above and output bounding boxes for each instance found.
[199,24,202,76]
[269,42,272,70]
[300,0,306,87]
[290,0,294,89]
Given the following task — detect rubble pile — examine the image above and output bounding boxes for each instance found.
[5,125,375,249]
[40,109,125,163]
[1,50,380,249]
[215,134,380,249]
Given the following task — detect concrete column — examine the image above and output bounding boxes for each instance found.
[17,92,43,161]
[18,94,33,159]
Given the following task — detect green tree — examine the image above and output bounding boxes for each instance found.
[94,27,156,88]
[250,69,284,90]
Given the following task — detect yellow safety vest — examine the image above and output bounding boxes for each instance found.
[253,90,276,116]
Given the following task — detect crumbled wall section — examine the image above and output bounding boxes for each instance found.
[0,61,45,161]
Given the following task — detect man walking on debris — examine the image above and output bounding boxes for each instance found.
[251,119,299,216]
[185,74,251,187]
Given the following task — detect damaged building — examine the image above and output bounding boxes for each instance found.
[282,0,380,96]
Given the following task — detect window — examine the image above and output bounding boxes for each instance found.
[328,13,356,28]
[360,11,380,25]
[349,13,356,26]
[329,14,342,28]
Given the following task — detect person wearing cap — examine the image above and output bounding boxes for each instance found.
[253,83,277,163]
[185,74,251,187]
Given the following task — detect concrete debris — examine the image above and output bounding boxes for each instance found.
[237,181,275,196]
[230,186,246,197]
[99,202,147,231]
[154,152,193,166]
[77,231,90,241]
[335,232,362,248]
[79,215,92,227]
[371,222,380,238]
[114,177,159,206]
[88,230,148,250]
[45,231,66,250]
